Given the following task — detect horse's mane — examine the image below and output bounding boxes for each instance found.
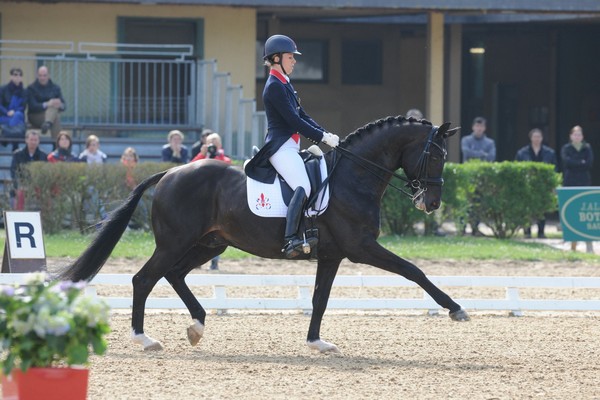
[339,115,433,148]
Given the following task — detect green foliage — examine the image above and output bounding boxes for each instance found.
[0,273,110,375]
[380,161,561,239]
[18,162,175,234]
[461,161,561,238]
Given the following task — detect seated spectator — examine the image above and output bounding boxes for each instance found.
[0,67,27,147]
[27,65,66,137]
[161,130,189,164]
[79,134,107,164]
[191,132,231,163]
[191,128,212,159]
[47,131,79,163]
[10,130,48,210]
[121,146,139,189]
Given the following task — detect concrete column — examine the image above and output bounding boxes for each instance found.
[447,24,462,163]
[426,12,444,127]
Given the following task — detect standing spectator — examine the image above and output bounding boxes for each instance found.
[191,132,231,163]
[461,117,496,236]
[461,117,496,162]
[27,65,66,137]
[561,125,594,252]
[515,128,557,238]
[191,128,212,159]
[10,130,48,210]
[0,67,27,147]
[79,134,107,164]
[161,130,189,164]
[47,131,79,163]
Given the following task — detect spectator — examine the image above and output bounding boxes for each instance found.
[191,132,232,270]
[47,131,79,163]
[561,125,594,252]
[515,128,557,238]
[0,67,27,147]
[121,146,139,189]
[79,134,107,164]
[461,116,496,162]
[161,130,189,164]
[191,132,232,163]
[406,108,423,120]
[461,117,496,236]
[191,128,212,159]
[10,130,48,210]
[27,65,66,137]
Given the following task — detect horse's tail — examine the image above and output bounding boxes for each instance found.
[54,170,168,282]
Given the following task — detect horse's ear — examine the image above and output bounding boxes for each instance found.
[436,123,460,139]
[445,127,460,138]
[436,122,451,138]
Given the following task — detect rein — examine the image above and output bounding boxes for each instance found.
[334,125,445,203]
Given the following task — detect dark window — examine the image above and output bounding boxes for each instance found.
[342,39,382,85]
[256,39,328,83]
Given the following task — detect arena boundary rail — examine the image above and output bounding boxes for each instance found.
[2,274,600,315]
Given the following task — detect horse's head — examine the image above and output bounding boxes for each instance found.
[402,122,459,213]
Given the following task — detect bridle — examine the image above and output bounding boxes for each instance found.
[334,125,447,206]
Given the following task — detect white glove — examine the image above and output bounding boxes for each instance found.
[321,132,339,148]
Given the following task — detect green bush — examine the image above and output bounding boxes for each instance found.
[18,162,174,234]
[461,161,561,238]
[381,161,561,238]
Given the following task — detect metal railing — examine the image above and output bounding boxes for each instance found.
[0,40,266,159]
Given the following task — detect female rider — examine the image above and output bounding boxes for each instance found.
[245,34,339,258]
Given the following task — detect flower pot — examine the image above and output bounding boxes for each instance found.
[2,367,89,400]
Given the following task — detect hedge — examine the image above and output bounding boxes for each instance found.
[381,161,561,238]
[14,160,560,237]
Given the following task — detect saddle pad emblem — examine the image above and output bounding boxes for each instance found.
[256,193,272,210]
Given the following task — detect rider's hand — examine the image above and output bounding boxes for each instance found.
[322,132,339,148]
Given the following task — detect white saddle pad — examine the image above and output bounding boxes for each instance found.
[246,156,330,218]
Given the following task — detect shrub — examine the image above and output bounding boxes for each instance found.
[18,162,174,234]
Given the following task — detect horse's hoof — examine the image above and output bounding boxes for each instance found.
[307,339,341,355]
[132,331,164,351]
[449,308,471,322]
[187,320,205,346]
[144,341,164,351]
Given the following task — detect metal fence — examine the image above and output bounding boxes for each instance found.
[0,40,266,159]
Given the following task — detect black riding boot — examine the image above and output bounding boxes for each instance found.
[283,187,318,259]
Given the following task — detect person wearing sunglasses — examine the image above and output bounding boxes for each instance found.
[0,67,27,146]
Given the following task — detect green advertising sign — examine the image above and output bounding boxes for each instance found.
[557,187,600,241]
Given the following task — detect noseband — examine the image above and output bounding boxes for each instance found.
[335,125,447,204]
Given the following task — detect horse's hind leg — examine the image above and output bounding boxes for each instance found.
[306,259,342,354]
[164,245,227,347]
[131,245,226,351]
[349,241,470,321]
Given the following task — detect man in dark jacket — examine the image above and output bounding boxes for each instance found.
[0,67,27,148]
[10,130,48,210]
[27,65,66,138]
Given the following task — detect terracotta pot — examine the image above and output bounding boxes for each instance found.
[2,367,89,400]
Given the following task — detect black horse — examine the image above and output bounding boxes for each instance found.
[57,116,469,353]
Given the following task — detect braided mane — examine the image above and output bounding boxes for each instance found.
[339,115,432,148]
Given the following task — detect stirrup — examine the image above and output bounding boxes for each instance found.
[282,235,318,259]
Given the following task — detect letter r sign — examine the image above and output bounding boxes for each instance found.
[5,212,46,259]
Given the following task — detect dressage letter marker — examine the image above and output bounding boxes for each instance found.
[1,211,47,273]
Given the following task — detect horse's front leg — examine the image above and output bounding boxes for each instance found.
[306,258,342,354]
[349,241,470,321]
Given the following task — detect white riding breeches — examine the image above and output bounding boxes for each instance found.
[269,137,311,197]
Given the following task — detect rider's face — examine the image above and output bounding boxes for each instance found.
[280,53,296,75]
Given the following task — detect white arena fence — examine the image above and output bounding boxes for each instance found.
[1,274,600,316]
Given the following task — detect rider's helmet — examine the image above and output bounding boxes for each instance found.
[263,35,301,61]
